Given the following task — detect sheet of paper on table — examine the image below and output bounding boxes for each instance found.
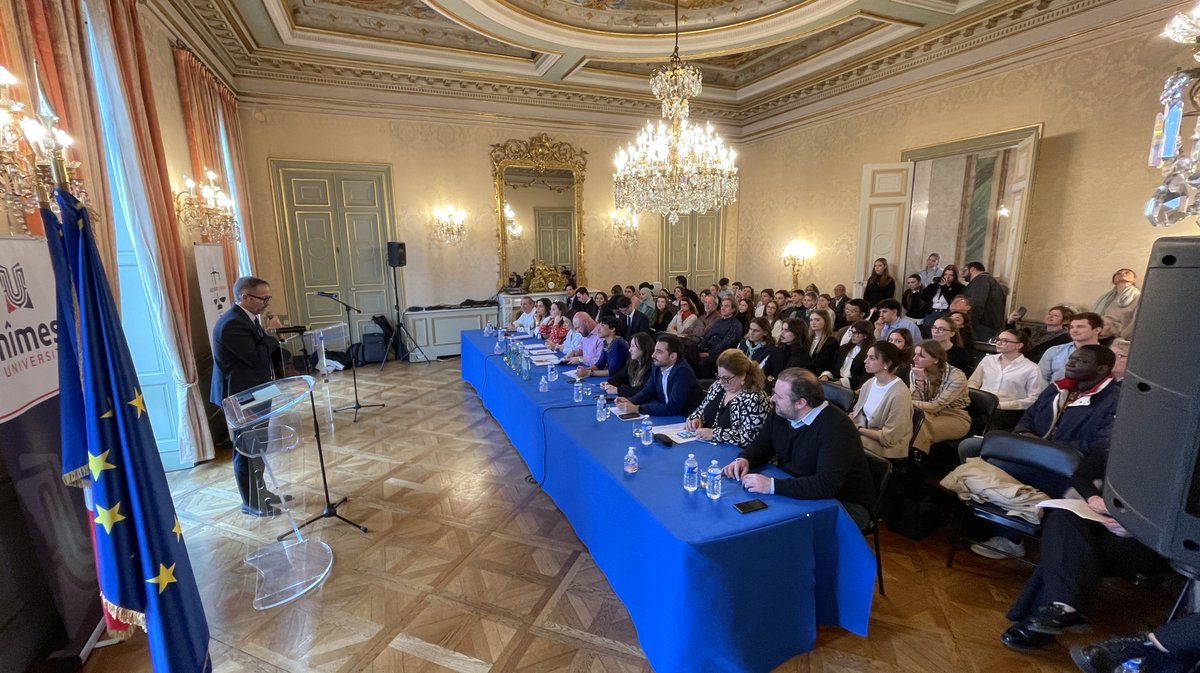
[530,355,561,366]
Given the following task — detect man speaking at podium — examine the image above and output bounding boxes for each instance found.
[211,275,286,516]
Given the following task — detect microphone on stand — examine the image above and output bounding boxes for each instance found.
[309,291,339,298]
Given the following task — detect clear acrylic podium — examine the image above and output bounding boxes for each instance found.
[221,375,334,610]
[282,322,349,376]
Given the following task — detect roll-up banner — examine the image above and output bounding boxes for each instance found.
[194,242,230,343]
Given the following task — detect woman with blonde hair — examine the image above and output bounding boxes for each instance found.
[684,349,772,447]
[806,308,839,377]
[910,339,970,454]
[851,341,914,459]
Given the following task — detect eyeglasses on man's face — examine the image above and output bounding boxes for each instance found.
[246,293,272,302]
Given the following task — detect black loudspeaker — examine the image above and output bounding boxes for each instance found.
[1105,236,1200,568]
[386,241,406,268]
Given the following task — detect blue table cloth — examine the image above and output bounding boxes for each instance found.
[460,330,875,672]
[541,405,874,673]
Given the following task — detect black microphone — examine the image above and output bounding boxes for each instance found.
[310,291,339,298]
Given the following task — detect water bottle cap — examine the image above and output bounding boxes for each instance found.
[710,460,719,465]
[687,453,694,458]
[627,446,635,452]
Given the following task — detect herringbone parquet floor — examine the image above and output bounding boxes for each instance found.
[82,358,1175,673]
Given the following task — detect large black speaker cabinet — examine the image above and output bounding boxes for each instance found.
[1105,236,1200,568]
[387,241,406,268]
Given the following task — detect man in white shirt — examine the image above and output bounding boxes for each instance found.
[1038,313,1102,383]
[509,297,536,332]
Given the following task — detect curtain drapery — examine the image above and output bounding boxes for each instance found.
[86,0,213,463]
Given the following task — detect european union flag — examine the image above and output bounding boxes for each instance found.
[50,188,211,672]
[42,201,87,486]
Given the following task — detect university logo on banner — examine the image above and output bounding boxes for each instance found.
[0,240,59,422]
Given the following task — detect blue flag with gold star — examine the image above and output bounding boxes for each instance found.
[50,188,211,672]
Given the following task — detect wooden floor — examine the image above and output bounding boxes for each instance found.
[81,358,1174,673]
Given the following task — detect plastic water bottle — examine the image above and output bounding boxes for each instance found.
[624,447,638,474]
[595,395,607,421]
[705,460,722,500]
[640,417,653,446]
[493,336,503,355]
[546,363,558,382]
[484,319,494,336]
[683,454,699,492]
[538,376,548,393]
[573,382,583,403]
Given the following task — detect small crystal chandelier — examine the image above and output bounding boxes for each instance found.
[503,201,522,241]
[613,0,738,225]
[1166,2,1200,62]
[432,204,466,245]
[174,168,239,242]
[611,208,638,247]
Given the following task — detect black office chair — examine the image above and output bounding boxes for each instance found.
[945,430,1082,568]
[862,450,895,595]
[821,381,856,413]
[929,388,999,468]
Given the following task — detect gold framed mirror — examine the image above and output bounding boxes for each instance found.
[490,134,587,289]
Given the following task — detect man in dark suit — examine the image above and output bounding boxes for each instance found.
[722,368,874,529]
[210,275,286,516]
[613,296,649,340]
[961,261,1007,341]
[616,333,704,417]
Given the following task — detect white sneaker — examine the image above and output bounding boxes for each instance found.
[970,536,1026,559]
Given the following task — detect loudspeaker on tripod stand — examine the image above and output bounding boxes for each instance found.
[387,241,407,268]
[1105,236,1200,569]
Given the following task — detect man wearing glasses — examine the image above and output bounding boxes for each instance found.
[210,275,286,516]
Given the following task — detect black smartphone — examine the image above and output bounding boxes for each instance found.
[618,411,641,420]
[734,499,768,514]
[1015,306,1028,319]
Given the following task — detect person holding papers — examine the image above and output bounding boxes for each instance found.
[683,349,771,446]
[615,333,704,417]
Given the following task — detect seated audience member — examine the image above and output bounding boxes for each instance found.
[674,274,702,311]
[966,329,1045,431]
[782,289,807,320]
[816,294,833,312]
[601,332,653,398]
[1098,315,1122,346]
[806,308,840,377]
[1012,305,1074,363]
[917,252,944,287]
[575,316,628,379]
[533,297,552,332]
[609,284,623,300]
[716,277,734,300]
[671,285,687,310]
[740,318,776,366]
[902,274,927,328]
[623,285,638,303]
[929,317,975,375]
[804,283,820,295]
[961,261,1007,341]
[998,448,1168,653]
[921,264,964,335]
[721,368,876,528]
[1070,613,1200,673]
[762,300,783,339]
[741,285,756,306]
[684,349,773,447]
[886,328,915,385]
[755,289,774,317]
[562,313,603,366]
[699,293,721,331]
[773,290,790,313]
[909,340,970,455]
[850,341,914,459]
[613,295,650,340]
[863,258,896,307]
[736,298,754,332]
[1093,267,1140,339]
[666,296,704,341]
[571,287,598,318]
[821,320,874,391]
[594,291,615,320]
[837,299,871,342]
[649,292,676,334]
[874,298,921,341]
[553,310,581,353]
[636,286,656,319]
[830,284,850,320]
[697,296,745,377]
[947,309,977,358]
[540,301,571,343]
[1039,312,1103,384]
[1110,338,1130,382]
[764,318,812,385]
[616,333,704,417]
[509,296,537,332]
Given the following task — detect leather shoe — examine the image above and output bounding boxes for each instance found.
[1070,636,1185,673]
[240,501,279,517]
[1028,603,1091,634]
[260,490,294,507]
[1001,623,1055,652]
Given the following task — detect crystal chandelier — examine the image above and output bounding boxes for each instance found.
[174,168,239,242]
[612,0,738,225]
[432,204,466,245]
[503,201,522,240]
[1165,2,1200,62]
[0,62,85,233]
[611,208,638,247]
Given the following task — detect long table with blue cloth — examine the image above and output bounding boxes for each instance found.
[460,329,874,672]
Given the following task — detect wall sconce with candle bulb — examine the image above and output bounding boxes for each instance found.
[782,239,814,289]
[432,204,466,245]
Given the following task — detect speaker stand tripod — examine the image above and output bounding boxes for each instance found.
[319,294,384,422]
[277,390,367,540]
[380,263,429,371]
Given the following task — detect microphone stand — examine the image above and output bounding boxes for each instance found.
[318,293,384,422]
